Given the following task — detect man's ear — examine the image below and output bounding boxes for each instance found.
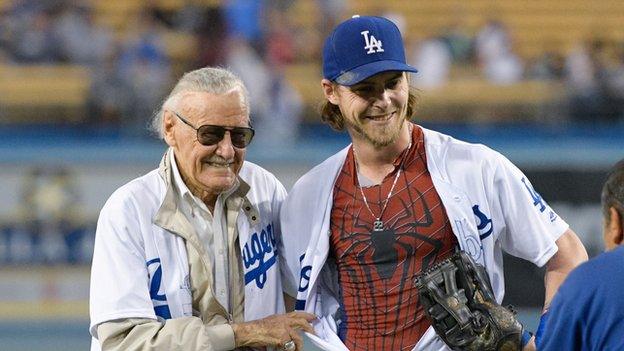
[163,111,177,147]
[605,206,624,250]
[321,79,341,105]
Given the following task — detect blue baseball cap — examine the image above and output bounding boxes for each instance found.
[322,15,418,86]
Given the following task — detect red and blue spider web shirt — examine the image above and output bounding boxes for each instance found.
[330,124,458,351]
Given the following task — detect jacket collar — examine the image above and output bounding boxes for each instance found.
[153,148,251,245]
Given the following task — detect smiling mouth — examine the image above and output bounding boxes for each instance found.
[365,111,395,122]
[204,161,232,168]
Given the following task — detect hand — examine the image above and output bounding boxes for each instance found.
[231,311,316,350]
[522,336,536,351]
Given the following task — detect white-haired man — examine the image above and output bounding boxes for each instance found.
[90,67,314,351]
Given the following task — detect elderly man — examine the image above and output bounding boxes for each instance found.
[90,67,314,351]
[280,15,587,351]
[538,159,624,350]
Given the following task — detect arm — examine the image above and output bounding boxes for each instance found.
[543,228,588,310]
[490,156,587,350]
[97,313,317,351]
[523,228,587,351]
[98,317,233,351]
[231,311,316,350]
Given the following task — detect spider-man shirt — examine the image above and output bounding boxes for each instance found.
[330,124,458,351]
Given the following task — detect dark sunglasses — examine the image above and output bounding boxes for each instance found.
[172,111,255,148]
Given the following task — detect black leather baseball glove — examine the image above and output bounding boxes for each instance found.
[414,251,523,351]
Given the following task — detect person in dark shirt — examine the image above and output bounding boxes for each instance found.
[538,159,624,351]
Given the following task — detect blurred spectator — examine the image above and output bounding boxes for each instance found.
[118,11,172,137]
[227,38,272,125]
[441,21,473,64]
[315,0,347,38]
[0,8,12,59]
[223,0,266,52]
[475,20,510,63]
[290,23,322,63]
[16,166,84,263]
[54,3,114,66]
[227,38,302,146]
[601,42,624,122]
[258,69,303,146]
[87,48,133,127]
[263,1,305,145]
[411,36,452,89]
[0,222,11,262]
[565,39,609,123]
[528,51,566,80]
[194,6,230,68]
[172,1,206,33]
[475,20,524,84]
[146,2,176,29]
[265,6,296,66]
[11,8,58,63]
[269,0,296,11]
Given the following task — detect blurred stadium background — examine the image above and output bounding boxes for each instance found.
[1,0,623,349]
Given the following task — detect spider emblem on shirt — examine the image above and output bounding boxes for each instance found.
[338,188,444,280]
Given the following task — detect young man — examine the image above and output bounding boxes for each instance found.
[90,67,314,351]
[280,15,587,350]
[538,159,624,350]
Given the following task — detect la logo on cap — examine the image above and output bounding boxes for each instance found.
[321,15,418,85]
[361,30,384,54]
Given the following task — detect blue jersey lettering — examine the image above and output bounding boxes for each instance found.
[146,258,171,319]
[242,224,278,289]
[522,177,546,212]
[472,205,493,240]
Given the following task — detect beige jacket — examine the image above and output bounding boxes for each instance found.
[91,151,287,351]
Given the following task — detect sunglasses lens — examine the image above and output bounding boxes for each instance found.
[197,126,254,148]
[197,126,224,145]
[230,129,254,148]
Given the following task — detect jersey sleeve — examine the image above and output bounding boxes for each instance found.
[493,153,569,267]
[90,191,156,338]
[95,317,234,351]
[270,176,298,298]
[278,182,313,301]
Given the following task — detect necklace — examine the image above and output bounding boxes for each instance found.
[353,138,412,232]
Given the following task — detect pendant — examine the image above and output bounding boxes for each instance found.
[373,219,384,231]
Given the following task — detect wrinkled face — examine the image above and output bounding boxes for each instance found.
[164,90,249,198]
[328,71,409,148]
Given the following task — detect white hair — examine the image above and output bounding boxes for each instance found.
[151,67,250,139]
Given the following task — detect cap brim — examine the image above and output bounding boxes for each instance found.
[334,60,418,86]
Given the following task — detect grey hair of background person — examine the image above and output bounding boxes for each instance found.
[151,67,251,140]
[601,158,624,221]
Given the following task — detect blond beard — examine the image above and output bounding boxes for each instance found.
[348,114,407,149]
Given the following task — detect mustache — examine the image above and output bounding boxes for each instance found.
[202,156,233,164]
